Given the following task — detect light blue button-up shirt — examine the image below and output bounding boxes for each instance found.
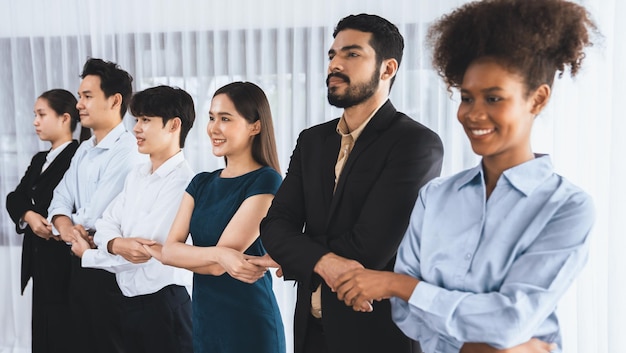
[391,155,594,353]
[48,122,141,231]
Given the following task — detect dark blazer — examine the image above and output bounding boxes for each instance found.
[261,100,444,353]
[6,140,79,297]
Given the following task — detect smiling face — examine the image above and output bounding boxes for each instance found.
[326,29,381,108]
[207,93,260,159]
[457,57,548,167]
[133,115,179,157]
[33,97,70,146]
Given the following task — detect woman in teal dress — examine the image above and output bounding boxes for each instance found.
[152,82,285,353]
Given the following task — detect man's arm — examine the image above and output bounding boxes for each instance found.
[52,215,78,243]
[79,184,152,271]
[48,147,83,236]
[260,132,334,285]
[72,143,137,229]
[327,128,443,270]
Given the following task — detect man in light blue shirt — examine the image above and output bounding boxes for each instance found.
[48,58,139,353]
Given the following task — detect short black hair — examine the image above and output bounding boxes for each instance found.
[80,58,134,118]
[333,13,404,88]
[130,85,196,148]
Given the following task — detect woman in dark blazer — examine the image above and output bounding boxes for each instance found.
[6,89,89,353]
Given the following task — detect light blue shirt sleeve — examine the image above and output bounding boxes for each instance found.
[48,124,139,232]
[391,156,595,352]
[81,182,140,273]
[47,142,86,232]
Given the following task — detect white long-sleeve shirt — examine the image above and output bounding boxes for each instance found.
[81,151,193,297]
[48,122,140,231]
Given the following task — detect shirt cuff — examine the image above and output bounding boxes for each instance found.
[409,281,468,319]
[409,281,440,312]
[18,218,28,230]
[81,249,98,268]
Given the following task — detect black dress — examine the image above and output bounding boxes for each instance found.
[6,140,79,353]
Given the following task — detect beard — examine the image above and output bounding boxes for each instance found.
[327,69,380,108]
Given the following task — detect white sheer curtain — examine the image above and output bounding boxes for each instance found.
[0,1,622,352]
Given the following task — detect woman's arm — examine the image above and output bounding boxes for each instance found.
[157,192,272,283]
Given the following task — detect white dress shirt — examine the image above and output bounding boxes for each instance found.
[48,122,141,231]
[81,151,194,297]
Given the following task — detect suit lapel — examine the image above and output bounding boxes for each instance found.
[30,152,48,183]
[37,140,78,181]
[325,100,398,225]
[320,129,340,214]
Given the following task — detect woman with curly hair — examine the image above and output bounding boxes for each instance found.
[333,1,598,352]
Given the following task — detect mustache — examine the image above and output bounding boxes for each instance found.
[326,72,350,86]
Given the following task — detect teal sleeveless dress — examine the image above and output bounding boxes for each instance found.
[186,166,286,353]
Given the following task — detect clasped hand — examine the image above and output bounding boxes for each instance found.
[69,225,95,257]
[23,211,53,239]
[217,247,275,284]
[110,237,157,263]
[334,268,392,312]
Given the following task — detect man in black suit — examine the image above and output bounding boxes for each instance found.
[258,13,444,353]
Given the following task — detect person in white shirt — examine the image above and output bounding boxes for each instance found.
[48,58,138,353]
[71,85,196,353]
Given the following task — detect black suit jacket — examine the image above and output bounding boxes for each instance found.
[6,140,79,297]
[261,101,444,353]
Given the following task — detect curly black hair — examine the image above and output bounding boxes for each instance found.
[427,0,597,93]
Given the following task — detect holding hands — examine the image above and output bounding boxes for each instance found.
[216,247,271,284]
[335,268,393,312]
[333,267,419,313]
[109,237,156,263]
[247,253,283,277]
[314,253,364,289]
[333,268,558,353]
[70,231,91,257]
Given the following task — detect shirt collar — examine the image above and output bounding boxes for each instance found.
[335,102,385,140]
[501,154,553,196]
[141,150,186,178]
[93,122,128,150]
[47,140,73,163]
[456,154,554,196]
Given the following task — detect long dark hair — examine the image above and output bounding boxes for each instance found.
[213,82,280,174]
[39,89,91,142]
